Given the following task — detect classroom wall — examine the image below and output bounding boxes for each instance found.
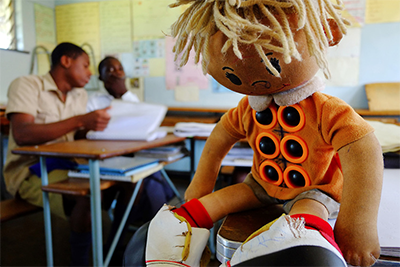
[38,0,400,108]
[1,1,399,173]
[143,21,400,109]
[0,0,55,104]
[1,1,399,109]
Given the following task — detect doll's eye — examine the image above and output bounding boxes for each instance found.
[267,58,281,75]
[223,67,242,85]
[261,53,282,76]
[225,72,242,85]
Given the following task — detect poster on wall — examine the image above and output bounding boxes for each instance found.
[120,39,165,78]
[55,2,101,77]
[131,0,184,40]
[343,0,366,26]
[34,3,56,75]
[165,36,209,90]
[365,0,400,24]
[317,27,361,87]
[99,0,132,54]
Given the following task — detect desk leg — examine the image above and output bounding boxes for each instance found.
[160,168,183,203]
[190,137,195,180]
[89,159,103,267]
[40,156,54,267]
[104,179,143,267]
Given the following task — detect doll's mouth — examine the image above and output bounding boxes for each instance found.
[277,83,290,91]
[252,80,271,88]
[251,81,291,93]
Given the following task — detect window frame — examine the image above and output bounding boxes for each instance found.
[0,0,16,50]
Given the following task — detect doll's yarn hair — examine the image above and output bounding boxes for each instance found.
[169,0,350,78]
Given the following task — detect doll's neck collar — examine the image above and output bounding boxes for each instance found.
[248,76,325,111]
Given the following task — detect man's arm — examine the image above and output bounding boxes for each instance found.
[185,122,239,201]
[10,107,111,146]
[335,132,383,266]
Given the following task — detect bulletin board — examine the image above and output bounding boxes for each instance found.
[34,0,400,108]
[33,3,56,75]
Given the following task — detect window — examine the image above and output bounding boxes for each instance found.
[0,0,15,49]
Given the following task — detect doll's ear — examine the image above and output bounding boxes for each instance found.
[326,18,343,46]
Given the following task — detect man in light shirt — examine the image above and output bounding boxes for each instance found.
[91,56,174,265]
[87,56,140,111]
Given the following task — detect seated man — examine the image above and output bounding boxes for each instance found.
[91,56,175,264]
[4,42,111,266]
[87,56,139,111]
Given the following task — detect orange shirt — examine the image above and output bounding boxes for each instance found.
[220,93,374,202]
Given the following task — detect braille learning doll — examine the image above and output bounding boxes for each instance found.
[141,1,384,266]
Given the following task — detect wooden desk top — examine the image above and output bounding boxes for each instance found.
[167,107,230,113]
[354,109,400,116]
[12,134,186,160]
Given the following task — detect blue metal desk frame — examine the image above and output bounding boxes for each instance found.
[13,135,186,267]
[40,157,149,266]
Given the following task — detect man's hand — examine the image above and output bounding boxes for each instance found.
[79,106,111,131]
[10,107,111,146]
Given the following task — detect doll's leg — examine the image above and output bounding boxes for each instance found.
[179,182,265,223]
[144,183,263,267]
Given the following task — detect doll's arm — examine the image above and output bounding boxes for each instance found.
[185,122,239,202]
[335,132,383,266]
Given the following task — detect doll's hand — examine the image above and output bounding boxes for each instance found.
[334,215,380,266]
[184,123,239,202]
[336,133,383,266]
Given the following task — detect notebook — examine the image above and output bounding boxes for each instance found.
[68,162,164,183]
[75,156,160,175]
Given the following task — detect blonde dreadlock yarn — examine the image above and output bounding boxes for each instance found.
[169,0,350,78]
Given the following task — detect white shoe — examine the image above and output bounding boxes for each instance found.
[228,215,346,266]
[146,204,210,267]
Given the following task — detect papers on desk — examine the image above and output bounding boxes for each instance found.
[221,145,254,167]
[135,144,189,162]
[87,100,167,141]
[366,120,400,153]
[173,122,216,137]
[327,168,400,258]
[377,168,400,257]
[68,156,163,183]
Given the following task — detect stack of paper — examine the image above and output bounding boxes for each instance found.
[366,120,400,153]
[376,169,400,257]
[68,156,163,182]
[174,122,216,137]
[87,100,167,141]
[135,144,188,162]
[221,145,254,167]
[327,169,400,258]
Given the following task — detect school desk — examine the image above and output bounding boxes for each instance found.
[12,134,186,267]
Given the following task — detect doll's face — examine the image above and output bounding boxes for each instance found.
[207,15,320,96]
